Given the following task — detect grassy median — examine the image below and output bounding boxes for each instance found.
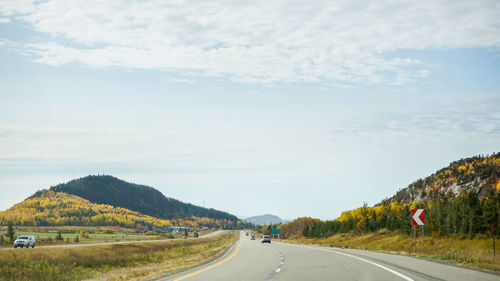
[0,231,238,281]
[283,230,500,273]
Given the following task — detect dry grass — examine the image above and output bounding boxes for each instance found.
[285,231,500,273]
[0,231,238,281]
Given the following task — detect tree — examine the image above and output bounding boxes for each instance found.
[7,221,15,243]
[303,225,310,237]
[56,230,63,241]
[481,187,499,236]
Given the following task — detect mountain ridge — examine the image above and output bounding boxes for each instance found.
[244,214,285,225]
[388,153,499,204]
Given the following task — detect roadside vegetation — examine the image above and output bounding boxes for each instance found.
[0,231,238,281]
[283,229,500,273]
[257,154,500,273]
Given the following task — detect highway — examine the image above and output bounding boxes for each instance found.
[157,231,499,281]
[0,230,224,250]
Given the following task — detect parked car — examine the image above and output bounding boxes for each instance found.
[261,235,271,243]
[14,235,36,248]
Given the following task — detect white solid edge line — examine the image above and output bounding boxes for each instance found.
[330,250,414,281]
[279,242,414,281]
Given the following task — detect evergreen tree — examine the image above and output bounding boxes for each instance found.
[56,230,63,241]
[7,221,15,243]
[481,187,499,236]
[303,225,310,237]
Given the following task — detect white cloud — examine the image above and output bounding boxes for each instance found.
[0,17,9,23]
[2,0,500,84]
[327,94,500,140]
[0,0,35,16]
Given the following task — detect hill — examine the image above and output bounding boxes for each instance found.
[277,153,499,239]
[390,153,500,204]
[0,190,172,228]
[45,175,238,222]
[244,214,285,225]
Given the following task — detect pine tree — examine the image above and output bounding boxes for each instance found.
[302,225,310,237]
[56,230,63,241]
[7,221,15,243]
[481,187,499,236]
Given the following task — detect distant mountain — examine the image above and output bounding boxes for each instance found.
[41,175,237,222]
[389,153,499,204]
[244,214,285,225]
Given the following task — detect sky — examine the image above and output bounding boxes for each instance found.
[0,0,499,220]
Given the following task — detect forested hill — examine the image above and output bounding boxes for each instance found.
[1,191,172,227]
[277,153,500,239]
[390,153,499,204]
[34,175,237,222]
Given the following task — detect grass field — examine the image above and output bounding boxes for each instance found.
[283,230,500,273]
[0,226,213,247]
[0,230,238,281]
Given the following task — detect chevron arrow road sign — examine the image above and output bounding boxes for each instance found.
[412,209,425,225]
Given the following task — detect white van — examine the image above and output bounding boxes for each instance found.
[14,235,36,248]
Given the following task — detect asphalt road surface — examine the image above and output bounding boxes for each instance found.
[158,231,499,281]
[0,230,224,250]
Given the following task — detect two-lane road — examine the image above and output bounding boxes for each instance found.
[158,231,499,281]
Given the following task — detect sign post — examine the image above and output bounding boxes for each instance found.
[412,209,425,254]
[493,226,496,257]
[413,225,416,253]
[272,228,281,239]
[422,224,424,254]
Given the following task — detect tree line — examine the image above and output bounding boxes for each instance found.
[299,187,498,239]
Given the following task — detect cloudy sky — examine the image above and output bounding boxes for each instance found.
[0,0,499,220]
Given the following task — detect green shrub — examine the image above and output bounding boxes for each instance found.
[161,233,174,239]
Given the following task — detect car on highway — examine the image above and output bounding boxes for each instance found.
[261,235,271,243]
[251,235,255,240]
[14,235,36,248]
